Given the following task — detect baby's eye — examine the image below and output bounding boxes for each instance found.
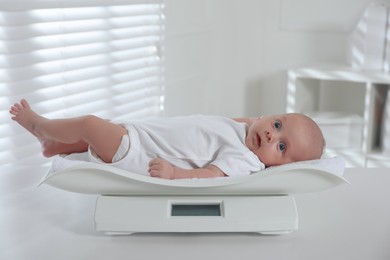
[274,120,282,129]
[278,142,286,152]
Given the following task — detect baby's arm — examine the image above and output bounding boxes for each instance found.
[148,158,227,179]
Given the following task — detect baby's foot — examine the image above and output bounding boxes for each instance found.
[9,99,45,138]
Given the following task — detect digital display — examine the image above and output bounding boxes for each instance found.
[171,204,222,217]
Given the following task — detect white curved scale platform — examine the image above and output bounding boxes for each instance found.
[41,158,348,196]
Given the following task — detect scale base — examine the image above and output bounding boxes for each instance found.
[94,195,298,235]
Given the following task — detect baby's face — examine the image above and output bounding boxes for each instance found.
[245,113,323,167]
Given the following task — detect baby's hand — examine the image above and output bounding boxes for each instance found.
[148,158,175,179]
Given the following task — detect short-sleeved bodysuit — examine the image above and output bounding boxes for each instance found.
[88,115,265,177]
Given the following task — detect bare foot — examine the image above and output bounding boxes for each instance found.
[10,99,56,157]
[9,99,46,139]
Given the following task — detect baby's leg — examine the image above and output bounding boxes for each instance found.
[10,99,127,163]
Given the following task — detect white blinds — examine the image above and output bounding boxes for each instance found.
[1,0,165,166]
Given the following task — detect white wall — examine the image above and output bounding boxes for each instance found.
[164,0,373,117]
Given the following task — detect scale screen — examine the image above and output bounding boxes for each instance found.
[171,204,222,217]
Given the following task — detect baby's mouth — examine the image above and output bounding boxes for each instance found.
[256,134,261,147]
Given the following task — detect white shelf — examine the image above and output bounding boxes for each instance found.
[287,64,390,84]
[286,64,390,167]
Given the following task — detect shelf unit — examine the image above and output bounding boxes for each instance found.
[286,64,390,167]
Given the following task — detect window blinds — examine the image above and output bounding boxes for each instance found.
[1,0,165,166]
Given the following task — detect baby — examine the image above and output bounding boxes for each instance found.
[10,99,324,179]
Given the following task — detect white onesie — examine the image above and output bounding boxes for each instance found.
[88,115,265,177]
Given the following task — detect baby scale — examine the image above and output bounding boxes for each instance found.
[42,156,347,235]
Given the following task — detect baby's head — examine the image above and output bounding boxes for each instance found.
[245,113,324,167]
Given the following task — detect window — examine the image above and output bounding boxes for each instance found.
[1,0,165,166]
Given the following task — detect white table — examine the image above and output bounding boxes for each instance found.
[1,166,389,260]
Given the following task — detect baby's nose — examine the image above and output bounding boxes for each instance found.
[266,131,276,142]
